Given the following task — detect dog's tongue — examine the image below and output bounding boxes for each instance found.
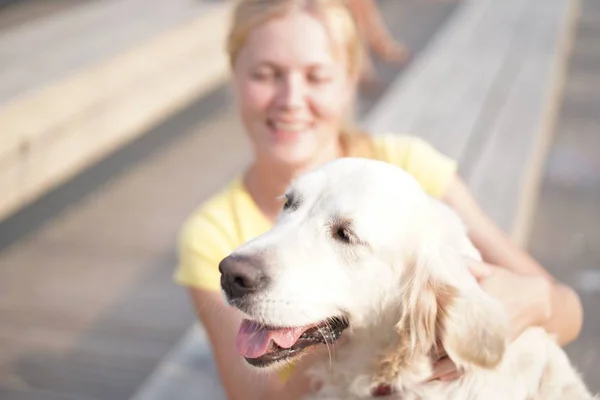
[236,319,308,359]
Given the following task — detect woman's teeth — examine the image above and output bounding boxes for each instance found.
[272,122,309,132]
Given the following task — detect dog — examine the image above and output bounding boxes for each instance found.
[219,158,594,399]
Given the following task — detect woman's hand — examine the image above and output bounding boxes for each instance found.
[428,347,463,382]
[428,258,553,382]
[466,258,553,340]
[442,176,583,347]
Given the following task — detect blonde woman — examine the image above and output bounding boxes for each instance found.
[174,1,583,399]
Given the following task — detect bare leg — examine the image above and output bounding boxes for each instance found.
[347,0,409,70]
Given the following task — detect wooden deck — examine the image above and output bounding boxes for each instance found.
[0,0,598,398]
[0,0,217,103]
[0,0,233,222]
[365,0,576,243]
[528,0,600,388]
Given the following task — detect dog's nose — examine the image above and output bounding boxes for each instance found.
[219,254,269,300]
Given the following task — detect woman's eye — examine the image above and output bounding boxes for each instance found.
[252,71,273,81]
[252,67,278,81]
[308,73,332,84]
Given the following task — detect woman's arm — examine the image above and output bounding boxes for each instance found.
[346,0,407,62]
[442,175,583,346]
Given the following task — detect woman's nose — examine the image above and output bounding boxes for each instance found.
[275,74,306,110]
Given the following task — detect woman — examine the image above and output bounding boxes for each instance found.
[174,1,583,399]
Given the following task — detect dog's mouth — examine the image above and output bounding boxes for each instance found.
[236,316,349,367]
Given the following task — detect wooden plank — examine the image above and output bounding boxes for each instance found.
[0,1,231,160]
[0,387,87,400]
[0,103,247,399]
[129,325,226,400]
[365,0,491,141]
[467,0,578,243]
[0,1,233,222]
[366,0,576,243]
[406,0,529,158]
[366,0,537,160]
[457,0,569,178]
[525,1,600,392]
[0,0,209,103]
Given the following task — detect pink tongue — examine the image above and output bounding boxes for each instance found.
[236,319,310,359]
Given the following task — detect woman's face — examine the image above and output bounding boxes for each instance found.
[232,10,357,167]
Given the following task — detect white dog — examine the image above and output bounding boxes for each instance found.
[219,158,593,399]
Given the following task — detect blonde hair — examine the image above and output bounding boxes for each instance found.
[227,0,364,79]
[226,0,374,158]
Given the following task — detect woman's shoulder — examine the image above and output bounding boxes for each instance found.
[174,178,247,290]
[179,178,244,245]
[369,132,434,158]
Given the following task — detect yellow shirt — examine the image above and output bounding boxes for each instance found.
[173,134,457,379]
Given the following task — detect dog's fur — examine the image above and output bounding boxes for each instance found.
[223,158,593,399]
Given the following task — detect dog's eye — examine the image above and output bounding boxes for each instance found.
[282,193,299,211]
[335,226,352,243]
[329,217,362,246]
[332,225,355,244]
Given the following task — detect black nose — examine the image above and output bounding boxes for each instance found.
[219,254,269,300]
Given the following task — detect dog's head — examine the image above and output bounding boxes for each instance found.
[219,158,507,373]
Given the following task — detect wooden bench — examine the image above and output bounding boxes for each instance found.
[0,0,233,222]
[365,0,577,246]
[128,0,577,398]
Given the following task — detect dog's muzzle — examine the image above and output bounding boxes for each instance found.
[219,254,270,301]
[236,316,349,367]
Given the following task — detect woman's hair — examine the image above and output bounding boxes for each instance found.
[227,0,365,78]
[226,0,375,158]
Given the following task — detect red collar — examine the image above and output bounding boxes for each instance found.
[372,383,394,397]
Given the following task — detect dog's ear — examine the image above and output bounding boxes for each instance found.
[398,201,508,369]
[438,278,507,370]
[371,201,507,388]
